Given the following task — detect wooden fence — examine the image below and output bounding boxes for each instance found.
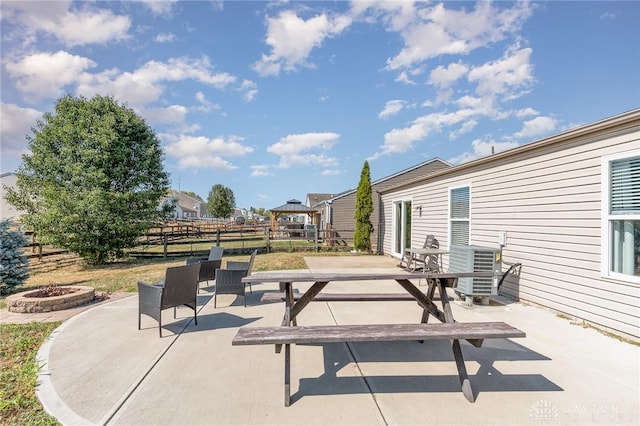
[129,220,355,258]
[20,220,356,260]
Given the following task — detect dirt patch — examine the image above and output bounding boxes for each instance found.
[23,285,79,298]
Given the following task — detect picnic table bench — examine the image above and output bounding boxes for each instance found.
[233,271,525,406]
[261,291,440,302]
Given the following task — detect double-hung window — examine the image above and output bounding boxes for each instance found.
[450,185,470,246]
[602,153,640,282]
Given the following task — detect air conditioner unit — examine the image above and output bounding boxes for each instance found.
[448,244,502,306]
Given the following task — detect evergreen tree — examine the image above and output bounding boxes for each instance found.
[0,219,29,294]
[353,161,374,252]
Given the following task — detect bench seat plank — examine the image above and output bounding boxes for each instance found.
[232,322,525,346]
[261,292,441,303]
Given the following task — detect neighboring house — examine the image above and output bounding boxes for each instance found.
[161,192,206,219]
[305,193,335,228]
[326,158,452,251]
[379,109,640,339]
[0,173,24,221]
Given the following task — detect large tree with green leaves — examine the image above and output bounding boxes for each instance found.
[206,184,235,219]
[5,95,170,264]
[353,160,374,252]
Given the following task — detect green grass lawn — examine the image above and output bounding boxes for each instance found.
[0,322,61,426]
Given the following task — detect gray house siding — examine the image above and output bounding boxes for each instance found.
[328,159,451,252]
[381,110,640,339]
[0,173,22,220]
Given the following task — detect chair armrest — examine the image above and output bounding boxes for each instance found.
[138,281,164,297]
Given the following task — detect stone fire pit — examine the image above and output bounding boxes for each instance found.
[6,286,96,313]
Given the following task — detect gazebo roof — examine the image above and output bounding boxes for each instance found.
[270,199,316,213]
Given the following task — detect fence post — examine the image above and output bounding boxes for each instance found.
[163,233,168,258]
[266,228,271,254]
[314,227,318,252]
[216,229,221,246]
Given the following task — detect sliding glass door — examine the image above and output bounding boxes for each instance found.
[393,200,412,257]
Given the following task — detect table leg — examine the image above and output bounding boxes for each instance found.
[286,282,297,326]
[290,281,328,321]
[420,279,437,324]
[396,278,445,323]
[276,282,293,354]
[452,339,474,402]
[436,278,475,402]
[284,343,291,406]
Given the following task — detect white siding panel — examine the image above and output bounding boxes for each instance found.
[381,115,640,338]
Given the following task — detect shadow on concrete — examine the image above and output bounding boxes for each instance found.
[290,338,561,404]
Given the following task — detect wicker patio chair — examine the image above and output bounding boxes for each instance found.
[186,257,221,293]
[208,246,224,261]
[226,249,257,293]
[138,262,200,337]
[214,268,248,308]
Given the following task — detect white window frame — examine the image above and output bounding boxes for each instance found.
[601,152,640,284]
[449,184,471,248]
[391,198,413,258]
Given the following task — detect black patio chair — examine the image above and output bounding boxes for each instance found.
[226,249,257,293]
[208,246,224,261]
[138,262,200,337]
[214,269,248,308]
[186,257,221,293]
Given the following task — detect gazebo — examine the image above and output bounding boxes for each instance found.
[269,199,318,229]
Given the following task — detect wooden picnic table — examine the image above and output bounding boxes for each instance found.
[233,271,525,406]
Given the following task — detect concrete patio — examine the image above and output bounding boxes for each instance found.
[33,256,639,425]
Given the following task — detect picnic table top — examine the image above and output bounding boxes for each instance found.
[242,270,496,283]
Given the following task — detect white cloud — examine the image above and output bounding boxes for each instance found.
[194,92,221,112]
[513,115,558,139]
[239,80,258,102]
[250,165,273,177]
[378,109,477,156]
[253,10,352,76]
[2,1,131,47]
[468,46,535,99]
[321,169,342,176]
[395,71,416,85]
[164,135,254,171]
[381,1,533,70]
[142,105,189,127]
[5,51,96,101]
[516,107,539,117]
[135,57,236,88]
[139,0,178,16]
[268,132,339,155]
[267,132,340,168]
[0,102,42,157]
[429,62,469,90]
[448,138,520,165]
[378,100,406,119]
[277,153,339,169]
[155,32,175,43]
[448,119,478,139]
[75,56,236,109]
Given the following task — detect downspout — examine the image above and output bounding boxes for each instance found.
[376,190,383,254]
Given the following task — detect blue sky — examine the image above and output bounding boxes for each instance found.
[2,1,639,211]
